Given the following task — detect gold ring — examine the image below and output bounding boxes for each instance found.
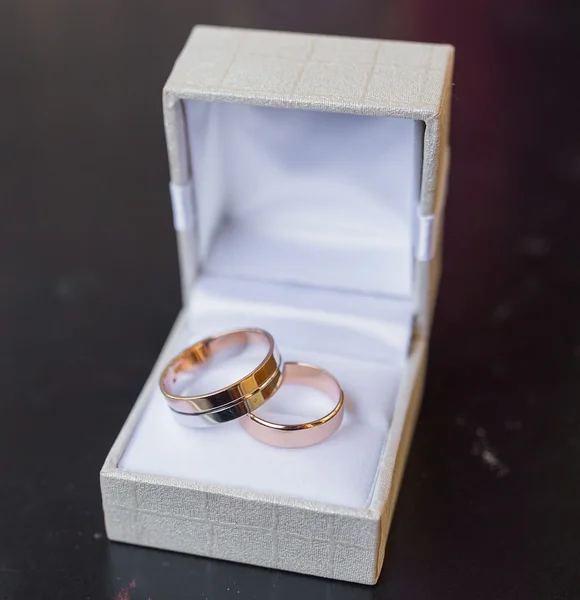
[159,328,282,428]
[240,362,344,448]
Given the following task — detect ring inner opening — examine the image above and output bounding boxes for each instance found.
[253,364,340,425]
[170,331,271,397]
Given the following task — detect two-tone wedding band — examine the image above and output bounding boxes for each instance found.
[240,362,344,448]
[159,328,283,428]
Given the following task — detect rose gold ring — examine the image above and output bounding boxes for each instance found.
[240,362,344,448]
[159,328,282,428]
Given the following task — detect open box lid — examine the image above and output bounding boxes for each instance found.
[163,25,454,334]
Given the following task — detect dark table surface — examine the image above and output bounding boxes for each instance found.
[2,1,579,599]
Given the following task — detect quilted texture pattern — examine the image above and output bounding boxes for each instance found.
[102,467,381,583]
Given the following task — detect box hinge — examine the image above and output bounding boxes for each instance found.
[169,180,195,231]
[415,210,436,262]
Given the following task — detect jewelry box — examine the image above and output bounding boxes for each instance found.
[100,25,454,585]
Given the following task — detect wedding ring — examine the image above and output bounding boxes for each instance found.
[159,328,282,427]
[241,362,344,448]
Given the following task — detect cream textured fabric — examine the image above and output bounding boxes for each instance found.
[101,25,454,585]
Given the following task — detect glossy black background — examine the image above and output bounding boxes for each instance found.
[1,1,580,598]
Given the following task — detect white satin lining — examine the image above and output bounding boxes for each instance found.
[120,102,423,509]
[186,100,422,299]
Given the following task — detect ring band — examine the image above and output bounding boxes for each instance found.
[159,328,283,427]
[241,362,344,448]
